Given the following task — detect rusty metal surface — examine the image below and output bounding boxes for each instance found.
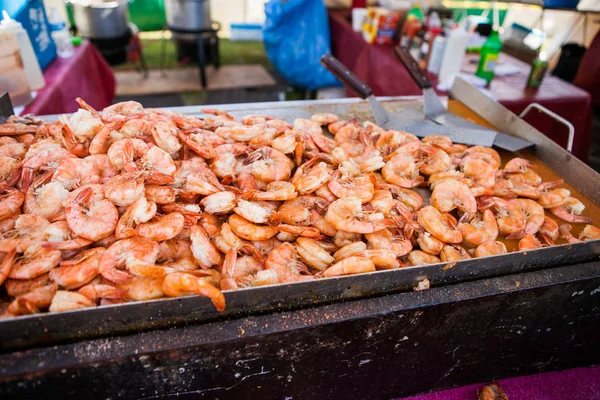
[3,93,598,353]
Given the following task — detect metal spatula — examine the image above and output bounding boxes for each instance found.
[320,55,496,147]
[394,46,533,151]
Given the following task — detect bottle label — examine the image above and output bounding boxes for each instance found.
[483,53,498,73]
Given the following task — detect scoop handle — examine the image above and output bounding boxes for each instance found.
[320,54,373,99]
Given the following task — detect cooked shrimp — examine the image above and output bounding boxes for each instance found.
[229,214,278,241]
[382,153,424,188]
[8,246,62,280]
[518,234,542,251]
[381,184,424,212]
[190,225,222,268]
[177,131,216,160]
[49,247,104,289]
[0,183,24,220]
[407,250,440,266]
[272,196,324,226]
[492,197,527,237]
[136,212,185,241]
[107,138,150,171]
[48,290,96,312]
[265,242,313,283]
[145,185,176,205]
[328,171,375,204]
[65,186,118,241]
[295,237,335,271]
[233,200,273,224]
[318,255,376,277]
[550,197,593,224]
[245,147,293,183]
[430,179,477,220]
[460,157,496,188]
[538,217,559,245]
[463,146,501,170]
[367,190,394,214]
[357,248,399,270]
[291,158,331,195]
[163,272,225,311]
[99,237,159,283]
[509,198,545,238]
[152,121,181,154]
[420,144,452,175]
[51,157,100,190]
[185,170,225,196]
[201,191,237,214]
[6,283,57,316]
[416,230,444,255]
[474,241,507,257]
[417,206,462,244]
[325,197,389,234]
[276,224,323,239]
[364,228,413,257]
[457,209,498,247]
[23,180,69,220]
[579,225,600,241]
[538,188,570,208]
[504,157,535,173]
[310,113,338,125]
[440,245,471,262]
[0,249,16,286]
[0,214,50,253]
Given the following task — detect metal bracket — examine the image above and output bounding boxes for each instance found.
[519,103,575,153]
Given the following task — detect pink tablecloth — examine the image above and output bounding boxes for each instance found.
[329,11,593,162]
[22,40,115,116]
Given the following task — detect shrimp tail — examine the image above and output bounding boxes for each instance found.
[506,230,525,240]
[539,232,555,246]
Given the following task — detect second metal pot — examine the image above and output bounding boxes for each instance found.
[70,0,130,40]
[165,0,212,32]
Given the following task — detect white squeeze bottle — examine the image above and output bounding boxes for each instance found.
[0,11,45,90]
[438,22,469,82]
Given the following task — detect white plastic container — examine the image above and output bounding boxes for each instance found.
[47,8,74,58]
[0,11,45,91]
[438,25,469,82]
[352,8,367,32]
[229,23,263,41]
[427,34,446,75]
[0,32,32,106]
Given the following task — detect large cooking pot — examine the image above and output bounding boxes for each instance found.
[165,0,212,32]
[68,0,130,39]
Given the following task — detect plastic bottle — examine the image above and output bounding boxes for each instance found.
[476,30,502,83]
[438,23,469,82]
[47,8,74,59]
[0,32,32,106]
[526,51,548,89]
[427,33,446,75]
[0,11,45,91]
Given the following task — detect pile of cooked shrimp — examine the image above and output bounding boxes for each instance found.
[0,98,599,316]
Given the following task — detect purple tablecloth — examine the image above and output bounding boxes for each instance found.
[22,40,115,116]
[400,365,600,400]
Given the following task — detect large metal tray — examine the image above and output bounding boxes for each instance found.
[1,82,599,353]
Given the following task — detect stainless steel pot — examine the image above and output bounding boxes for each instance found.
[69,0,130,39]
[165,0,212,32]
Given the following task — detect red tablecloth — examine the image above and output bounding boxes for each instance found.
[22,40,115,117]
[329,11,593,161]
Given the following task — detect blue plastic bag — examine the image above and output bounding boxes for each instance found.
[263,0,341,90]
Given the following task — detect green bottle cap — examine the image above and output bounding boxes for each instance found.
[72,37,82,46]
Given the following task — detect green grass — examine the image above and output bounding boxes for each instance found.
[115,36,272,70]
